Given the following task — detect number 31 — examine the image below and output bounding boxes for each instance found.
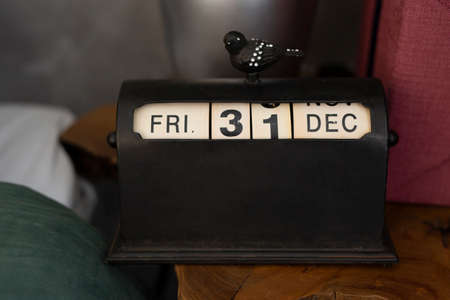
[220,110,279,139]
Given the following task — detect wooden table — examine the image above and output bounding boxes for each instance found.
[61,104,450,299]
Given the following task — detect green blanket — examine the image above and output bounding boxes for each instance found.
[0,182,146,300]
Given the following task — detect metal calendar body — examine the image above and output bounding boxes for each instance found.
[108,78,398,264]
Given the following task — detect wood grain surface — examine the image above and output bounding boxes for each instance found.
[176,204,450,300]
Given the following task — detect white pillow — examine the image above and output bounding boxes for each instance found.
[0,104,76,208]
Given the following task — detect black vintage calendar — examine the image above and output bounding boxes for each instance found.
[107,78,398,264]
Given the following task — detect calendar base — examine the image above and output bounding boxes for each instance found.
[106,226,398,264]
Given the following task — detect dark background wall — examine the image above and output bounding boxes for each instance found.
[0,0,364,115]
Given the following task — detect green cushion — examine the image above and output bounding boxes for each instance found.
[0,182,146,300]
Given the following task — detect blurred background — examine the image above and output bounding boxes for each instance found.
[0,1,374,299]
[0,0,367,115]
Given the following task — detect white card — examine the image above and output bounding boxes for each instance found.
[293,102,371,139]
[211,103,251,139]
[251,103,292,139]
[133,103,209,139]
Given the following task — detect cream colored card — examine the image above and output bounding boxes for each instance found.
[133,103,209,139]
[251,103,292,139]
[293,102,371,139]
[211,103,251,139]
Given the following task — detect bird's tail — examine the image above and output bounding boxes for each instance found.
[284,48,304,57]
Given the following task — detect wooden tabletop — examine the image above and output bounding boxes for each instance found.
[60,105,117,178]
[61,104,450,299]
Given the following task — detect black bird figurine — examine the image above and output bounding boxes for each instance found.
[224,31,304,81]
